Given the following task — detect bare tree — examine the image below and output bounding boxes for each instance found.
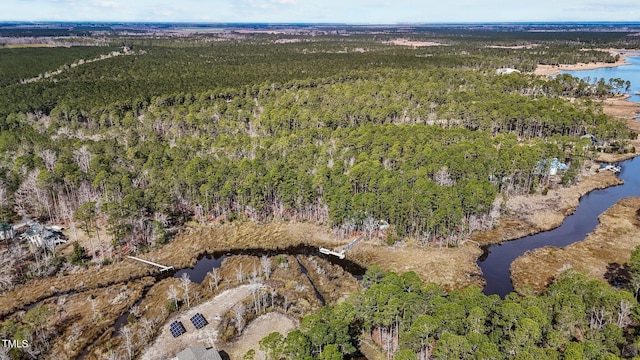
[87,296,100,321]
[0,345,10,360]
[0,271,12,290]
[261,256,272,280]
[14,171,39,218]
[193,289,201,305]
[617,299,633,328]
[56,296,67,320]
[0,182,8,221]
[180,273,192,308]
[209,267,222,291]
[236,263,244,283]
[433,167,455,186]
[120,325,134,360]
[251,265,259,285]
[38,149,57,172]
[129,304,141,319]
[251,286,260,314]
[232,303,246,333]
[362,216,377,240]
[73,146,92,173]
[167,285,179,310]
[139,318,155,344]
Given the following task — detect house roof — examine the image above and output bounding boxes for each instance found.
[176,344,222,360]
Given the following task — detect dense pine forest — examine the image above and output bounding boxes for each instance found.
[260,265,640,360]
[1,24,640,359]
[0,29,635,256]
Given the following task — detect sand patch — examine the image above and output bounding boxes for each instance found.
[140,284,259,360]
[487,44,540,49]
[223,312,297,359]
[385,39,445,47]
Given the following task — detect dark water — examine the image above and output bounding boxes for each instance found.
[172,245,366,284]
[294,255,327,305]
[479,156,640,297]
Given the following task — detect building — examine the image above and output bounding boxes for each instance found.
[23,221,66,249]
[175,344,222,360]
[534,157,568,176]
[0,223,14,241]
[496,68,521,75]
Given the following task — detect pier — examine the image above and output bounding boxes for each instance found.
[319,235,364,259]
[127,256,174,272]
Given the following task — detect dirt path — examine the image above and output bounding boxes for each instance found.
[140,284,260,360]
[511,197,640,292]
[223,312,297,359]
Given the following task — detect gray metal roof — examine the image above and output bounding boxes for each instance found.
[176,344,222,360]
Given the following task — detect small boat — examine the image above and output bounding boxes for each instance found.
[319,247,345,259]
[603,164,621,173]
[635,91,640,95]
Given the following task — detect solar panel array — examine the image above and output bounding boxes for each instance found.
[170,321,186,338]
[190,313,208,329]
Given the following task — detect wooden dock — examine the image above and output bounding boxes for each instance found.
[127,256,174,272]
[319,235,364,259]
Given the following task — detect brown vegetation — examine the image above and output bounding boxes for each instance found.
[472,169,623,246]
[510,197,640,293]
[349,242,484,290]
[296,255,361,304]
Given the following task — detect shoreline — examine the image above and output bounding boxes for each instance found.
[533,49,640,76]
[475,51,640,247]
[472,170,624,246]
[510,197,640,293]
[508,56,640,293]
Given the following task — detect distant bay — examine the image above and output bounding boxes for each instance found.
[562,54,640,106]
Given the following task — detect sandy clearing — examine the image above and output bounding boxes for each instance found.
[223,312,298,359]
[486,44,541,49]
[140,284,260,360]
[385,39,445,47]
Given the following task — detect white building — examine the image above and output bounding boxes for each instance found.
[24,221,66,249]
[0,223,14,241]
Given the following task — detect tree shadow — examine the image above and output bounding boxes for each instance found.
[604,262,631,289]
[219,350,231,360]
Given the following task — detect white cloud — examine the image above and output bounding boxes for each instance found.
[95,1,120,8]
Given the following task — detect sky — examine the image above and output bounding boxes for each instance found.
[2,0,640,23]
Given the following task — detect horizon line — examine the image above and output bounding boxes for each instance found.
[2,20,640,26]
